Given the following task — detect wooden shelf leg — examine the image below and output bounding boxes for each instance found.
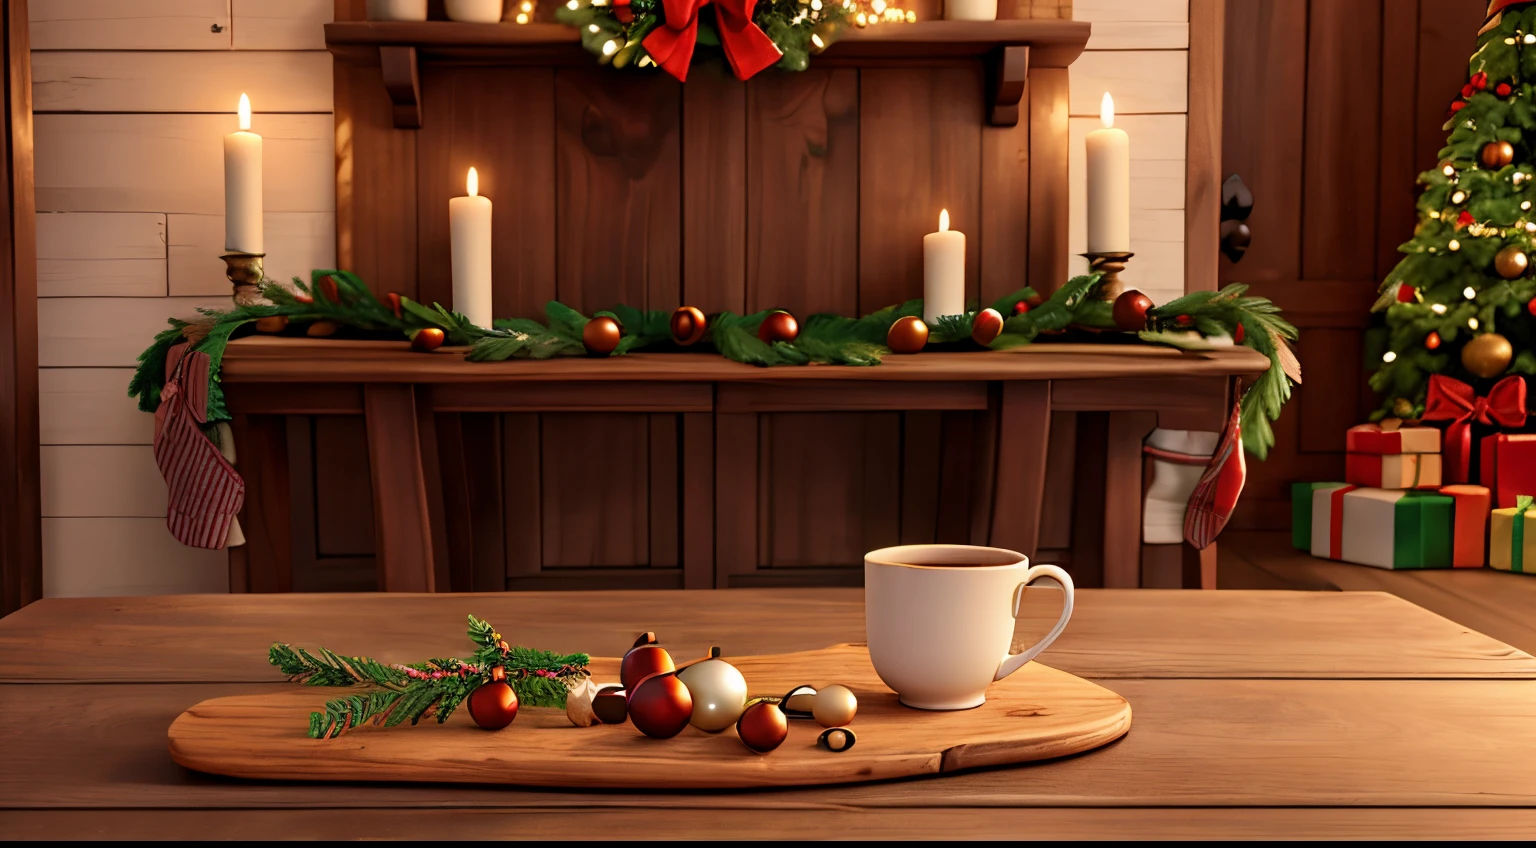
[988,381,1051,557]
[379,45,421,129]
[987,45,1030,127]
[714,412,757,589]
[682,412,715,590]
[229,414,292,593]
[364,384,436,591]
[1103,411,1158,588]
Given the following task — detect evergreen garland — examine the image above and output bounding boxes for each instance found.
[269,614,590,739]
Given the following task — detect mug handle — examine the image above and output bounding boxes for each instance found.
[994,564,1076,681]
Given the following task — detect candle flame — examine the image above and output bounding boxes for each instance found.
[1100,92,1114,128]
[238,93,251,131]
[939,208,949,232]
[467,166,479,198]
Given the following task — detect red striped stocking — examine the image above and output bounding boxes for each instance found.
[153,344,245,549]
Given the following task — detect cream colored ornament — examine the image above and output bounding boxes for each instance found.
[675,648,748,733]
[812,683,859,727]
[565,676,601,727]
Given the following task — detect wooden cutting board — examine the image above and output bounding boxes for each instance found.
[168,644,1131,789]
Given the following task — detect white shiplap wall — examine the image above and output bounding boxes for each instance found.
[1069,0,1189,305]
[31,0,334,597]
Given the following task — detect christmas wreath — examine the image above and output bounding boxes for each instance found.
[129,269,1297,458]
[556,0,901,81]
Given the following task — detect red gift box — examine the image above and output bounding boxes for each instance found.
[1480,433,1536,508]
[1346,423,1440,455]
[1345,452,1442,489]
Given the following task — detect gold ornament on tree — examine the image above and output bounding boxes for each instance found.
[1481,140,1516,169]
[1495,244,1529,279]
[1461,332,1514,378]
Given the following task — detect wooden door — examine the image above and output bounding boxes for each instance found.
[1223,0,1486,529]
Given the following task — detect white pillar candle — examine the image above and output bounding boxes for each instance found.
[1085,92,1131,253]
[449,166,493,328]
[223,93,263,254]
[923,209,966,324]
[944,0,997,20]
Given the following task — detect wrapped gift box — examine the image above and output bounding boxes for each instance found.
[1291,481,1347,550]
[1310,485,1454,569]
[1439,484,1492,567]
[1345,452,1442,489]
[1479,433,1536,508]
[1346,423,1440,455]
[1490,496,1536,573]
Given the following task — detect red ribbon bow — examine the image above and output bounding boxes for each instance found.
[1421,373,1527,483]
[642,0,782,83]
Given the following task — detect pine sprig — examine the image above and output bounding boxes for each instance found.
[270,615,590,738]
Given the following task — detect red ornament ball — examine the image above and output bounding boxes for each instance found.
[1396,284,1417,303]
[627,671,693,739]
[1481,140,1515,170]
[582,315,623,356]
[467,681,519,730]
[1011,299,1031,316]
[1528,296,1536,316]
[1112,290,1154,331]
[757,310,800,344]
[1473,71,1489,90]
[410,327,445,352]
[886,316,929,354]
[670,306,708,346]
[1498,82,1514,98]
[1233,323,1246,344]
[736,700,789,754]
[971,308,1005,346]
[620,632,675,692]
[1462,83,1476,99]
[1456,210,1475,229]
[1425,331,1442,351]
[1452,100,1468,113]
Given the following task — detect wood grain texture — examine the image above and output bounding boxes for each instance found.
[989,382,1051,556]
[36,207,165,296]
[219,338,1273,384]
[230,414,292,593]
[980,95,1030,306]
[335,59,415,297]
[540,414,650,568]
[746,69,859,315]
[714,413,758,584]
[716,382,987,413]
[29,0,231,50]
[38,368,153,446]
[858,66,982,314]
[31,50,333,113]
[681,59,746,311]
[10,807,1536,842]
[1067,50,1188,116]
[500,413,541,580]
[681,412,714,589]
[4,590,1531,683]
[1027,67,1069,295]
[167,645,1131,789]
[166,212,335,297]
[415,66,555,318]
[0,0,38,614]
[1184,0,1222,294]
[312,417,374,557]
[363,385,435,591]
[231,0,331,50]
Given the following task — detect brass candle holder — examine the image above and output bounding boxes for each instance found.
[221,251,267,308]
[1081,251,1135,301]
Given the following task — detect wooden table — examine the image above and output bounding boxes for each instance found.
[219,338,1269,594]
[4,588,1536,839]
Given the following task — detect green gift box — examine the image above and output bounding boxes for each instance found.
[1292,481,1347,550]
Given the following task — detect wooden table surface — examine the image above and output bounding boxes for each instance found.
[4,588,1535,840]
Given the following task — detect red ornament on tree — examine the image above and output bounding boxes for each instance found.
[1462,83,1476,98]
[1473,71,1489,90]
[1452,100,1468,113]
[1498,82,1514,97]
[1426,331,1443,351]
[1396,284,1417,303]
[1456,210,1475,229]
[1011,300,1031,316]
[1527,296,1536,316]
[467,681,519,730]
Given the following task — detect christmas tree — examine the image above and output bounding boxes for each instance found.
[1374,0,1536,418]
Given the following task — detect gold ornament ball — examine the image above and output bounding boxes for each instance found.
[1461,332,1514,378]
[736,701,789,754]
[306,319,340,338]
[670,306,708,346]
[676,655,749,733]
[254,316,288,334]
[1496,245,1530,280]
[811,684,858,728]
[582,315,623,356]
[1482,140,1516,169]
[409,327,445,352]
[886,316,929,354]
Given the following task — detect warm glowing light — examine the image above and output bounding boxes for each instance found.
[1443,164,1456,176]
[567,0,579,7]
[939,209,950,232]
[856,11,866,25]
[237,93,251,130]
[906,10,915,20]
[639,55,653,67]
[1449,239,1461,251]
[811,34,825,49]
[872,0,885,10]
[1452,191,1466,204]
[1382,351,1398,363]
[589,23,599,32]
[521,1,532,9]
[466,166,479,197]
[1506,37,1517,45]
[811,0,822,9]
[1429,210,1441,219]
[1100,92,1115,128]
[1464,286,1477,299]
[1432,303,1447,314]
[1525,33,1535,44]
[602,39,619,56]
[1470,317,1480,330]
[516,12,529,22]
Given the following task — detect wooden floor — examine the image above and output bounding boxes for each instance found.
[1219,531,1536,656]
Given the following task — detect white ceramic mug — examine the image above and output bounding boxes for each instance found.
[445,0,505,23]
[865,544,1075,710]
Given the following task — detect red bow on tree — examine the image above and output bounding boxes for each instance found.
[1420,373,1528,483]
[643,0,782,82]
[154,344,245,549]
[1484,1,1536,34]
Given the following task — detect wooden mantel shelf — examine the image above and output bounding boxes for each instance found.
[221,336,1268,385]
[325,20,1091,128]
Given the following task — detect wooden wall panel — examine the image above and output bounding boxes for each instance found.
[166,212,335,296]
[681,60,746,312]
[980,108,1031,305]
[38,368,153,446]
[1028,68,1070,296]
[41,518,225,597]
[32,51,332,113]
[858,67,982,314]
[540,414,651,567]
[40,445,163,517]
[312,416,375,556]
[29,0,232,50]
[416,67,555,317]
[335,61,415,297]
